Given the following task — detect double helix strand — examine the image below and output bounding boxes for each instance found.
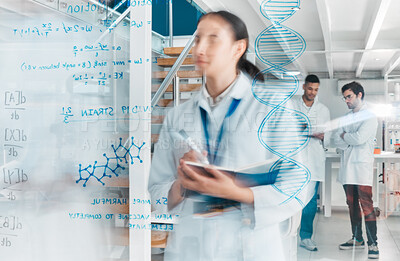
[253,0,310,205]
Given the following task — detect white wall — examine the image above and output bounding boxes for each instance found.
[296,78,385,148]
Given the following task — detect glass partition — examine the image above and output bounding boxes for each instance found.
[1,1,132,260]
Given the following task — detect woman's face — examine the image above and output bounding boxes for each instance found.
[193,16,241,77]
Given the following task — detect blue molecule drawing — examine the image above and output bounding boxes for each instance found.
[77,137,145,187]
[253,0,311,206]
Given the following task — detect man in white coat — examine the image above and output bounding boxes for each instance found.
[293,75,330,251]
[334,81,379,259]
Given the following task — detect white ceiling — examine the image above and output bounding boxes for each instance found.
[1,0,399,80]
[192,0,400,80]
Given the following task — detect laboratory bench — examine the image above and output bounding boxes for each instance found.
[322,151,400,217]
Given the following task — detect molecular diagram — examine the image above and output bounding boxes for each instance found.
[253,0,311,206]
[77,137,145,187]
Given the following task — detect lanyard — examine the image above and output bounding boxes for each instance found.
[199,98,241,164]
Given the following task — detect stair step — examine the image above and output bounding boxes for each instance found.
[151,231,168,248]
[151,115,165,124]
[153,70,202,79]
[151,83,202,93]
[107,227,168,248]
[104,177,129,188]
[157,57,194,67]
[108,204,129,214]
[164,47,192,56]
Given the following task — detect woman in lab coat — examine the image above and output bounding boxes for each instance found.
[148,11,310,261]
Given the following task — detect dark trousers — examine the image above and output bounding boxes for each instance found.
[343,184,377,245]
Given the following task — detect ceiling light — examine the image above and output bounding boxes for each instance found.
[285,71,300,76]
[292,7,300,11]
[375,58,380,61]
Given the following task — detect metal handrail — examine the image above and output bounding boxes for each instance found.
[151,31,197,107]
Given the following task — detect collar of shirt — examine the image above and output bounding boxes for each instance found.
[195,71,249,113]
[202,73,240,108]
[349,102,368,115]
[300,95,319,111]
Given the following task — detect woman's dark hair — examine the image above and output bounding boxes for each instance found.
[341,81,365,100]
[198,11,264,81]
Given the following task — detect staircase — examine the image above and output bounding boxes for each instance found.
[151,46,203,145]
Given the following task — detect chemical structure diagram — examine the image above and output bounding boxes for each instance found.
[76,137,144,187]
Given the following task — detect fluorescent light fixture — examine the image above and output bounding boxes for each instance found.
[285,71,301,76]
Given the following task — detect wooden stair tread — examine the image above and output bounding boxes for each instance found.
[107,228,168,248]
[151,83,201,93]
[157,57,194,67]
[152,114,165,124]
[164,47,192,56]
[108,204,129,214]
[153,70,202,79]
[156,99,173,107]
[151,231,168,248]
[103,177,129,188]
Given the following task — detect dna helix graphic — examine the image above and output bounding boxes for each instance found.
[253,0,311,206]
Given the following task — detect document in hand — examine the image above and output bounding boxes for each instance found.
[184,158,279,187]
[183,158,280,216]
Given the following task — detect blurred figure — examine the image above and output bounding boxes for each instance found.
[148,10,310,261]
[333,81,379,259]
[293,74,330,251]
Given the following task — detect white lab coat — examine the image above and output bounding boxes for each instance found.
[292,96,331,181]
[148,73,311,261]
[333,104,378,186]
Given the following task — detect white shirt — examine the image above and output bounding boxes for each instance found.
[202,74,239,108]
[292,95,331,181]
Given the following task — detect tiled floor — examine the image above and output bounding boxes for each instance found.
[297,209,400,261]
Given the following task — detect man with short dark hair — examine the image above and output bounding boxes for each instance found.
[293,74,330,251]
[334,81,379,259]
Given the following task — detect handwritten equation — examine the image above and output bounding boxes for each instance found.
[61,105,155,124]
[0,215,23,248]
[13,22,96,38]
[4,91,26,121]
[73,43,122,57]
[2,168,28,186]
[73,71,124,86]
[19,59,145,72]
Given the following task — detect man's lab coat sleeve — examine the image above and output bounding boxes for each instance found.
[322,107,331,148]
[343,114,378,146]
[148,115,180,215]
[333,121,349,150]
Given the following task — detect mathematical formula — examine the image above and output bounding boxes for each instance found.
[4,91,26,121]
[13,22,96,38]
[61,105,156,124]
[73,43,122,57]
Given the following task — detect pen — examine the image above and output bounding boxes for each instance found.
[178,130,210,165]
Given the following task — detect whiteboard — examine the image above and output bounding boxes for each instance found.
[0,1,137,260]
